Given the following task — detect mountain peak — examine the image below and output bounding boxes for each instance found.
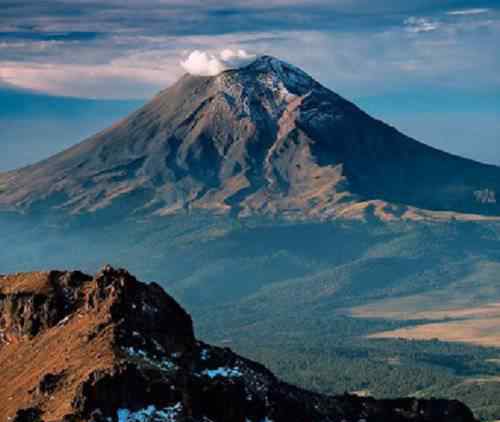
[246,55,310,77]
[0,55,499,222]
[225,55,318,95]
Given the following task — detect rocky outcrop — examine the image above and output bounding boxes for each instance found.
[0,267,477,421]
[0,270,91,342]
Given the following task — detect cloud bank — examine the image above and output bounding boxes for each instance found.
[180,49,257,76]
[447,8,490,16]
[1,1,499,98]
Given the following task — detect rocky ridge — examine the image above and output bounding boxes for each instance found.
[0,266,477,421]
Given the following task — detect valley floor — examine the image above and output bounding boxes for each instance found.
[353,300,500,348]
[2,214,500,420]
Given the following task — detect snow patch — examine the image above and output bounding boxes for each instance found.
[202,366,242,379]
[125,347,175,371]
[253,57,312,92]
[200,348,210,361]
[262,73,297,104]
[117,403,182,422]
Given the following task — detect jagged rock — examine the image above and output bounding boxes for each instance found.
[12,407,43,422]
[0,271,91,342]
[0,267,478,421]
[37,371,66,395]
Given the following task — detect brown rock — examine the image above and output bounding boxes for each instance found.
[0,266,478,422]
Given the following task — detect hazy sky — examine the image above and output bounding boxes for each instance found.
[0,0,499,168]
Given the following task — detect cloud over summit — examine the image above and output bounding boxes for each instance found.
[180,49,257,76]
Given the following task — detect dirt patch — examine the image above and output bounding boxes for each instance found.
[367,316,500,348]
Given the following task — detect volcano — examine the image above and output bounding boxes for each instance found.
[0,56,499,221]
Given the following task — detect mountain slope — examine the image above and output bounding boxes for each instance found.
[0,266,477,422]
[0,56,499,221]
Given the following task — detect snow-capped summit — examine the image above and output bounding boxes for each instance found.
[244,55,316,91]
[0,57,499,222]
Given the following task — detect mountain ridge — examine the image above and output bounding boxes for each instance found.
[0,55,499,222]
[0,266,478,422]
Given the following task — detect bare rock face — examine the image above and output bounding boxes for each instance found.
[0,267,477,421]
[0,270,92,342]
[0,56,499,222]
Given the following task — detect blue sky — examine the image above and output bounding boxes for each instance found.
[0,0,499,169]
[0,87,142,171]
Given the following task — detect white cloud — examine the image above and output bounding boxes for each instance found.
[2,19,500,100]
[180,49,257,76]
[0,34,268,97]
[447,9,490,16]
[404,17,440,33]
[0,60,175,99]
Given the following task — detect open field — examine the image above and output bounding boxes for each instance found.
[351,298,500,321]
[367,317,500,347]
[352,299,500,347]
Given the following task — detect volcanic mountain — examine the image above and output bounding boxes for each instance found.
[0,266,477,422]
[0,56,499,221]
